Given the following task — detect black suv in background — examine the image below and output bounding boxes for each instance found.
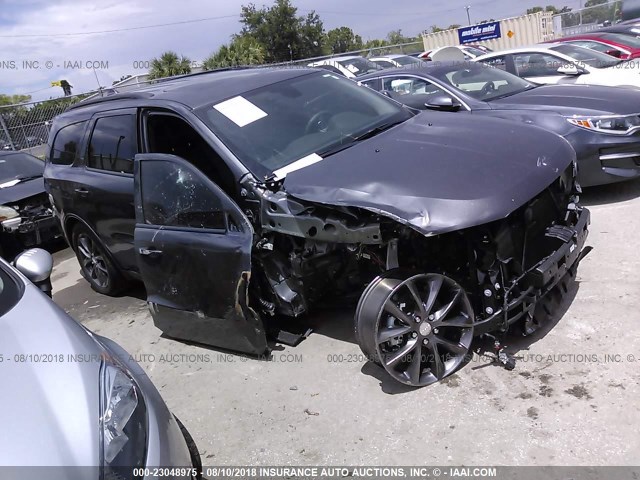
[45,68,589,387]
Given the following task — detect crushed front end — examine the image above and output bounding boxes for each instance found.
[466,164,590,336]
[243,161,590,387]
[0,192,61,257]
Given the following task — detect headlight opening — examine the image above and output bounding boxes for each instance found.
[99,358,148,479]
[567,114,640,135]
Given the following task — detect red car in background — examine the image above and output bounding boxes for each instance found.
[551,32,640,59]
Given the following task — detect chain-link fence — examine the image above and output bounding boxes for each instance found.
[0,92,97,157]
[553,0,623,36]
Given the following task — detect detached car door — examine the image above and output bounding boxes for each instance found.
[133,153,268,355]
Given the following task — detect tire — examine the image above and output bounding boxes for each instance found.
[174,415,202,480]
[355,270,475,387]
[71,223,126,295]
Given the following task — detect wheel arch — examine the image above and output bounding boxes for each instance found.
[63,214,126,272]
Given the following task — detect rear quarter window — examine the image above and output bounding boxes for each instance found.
[50,121,88,165]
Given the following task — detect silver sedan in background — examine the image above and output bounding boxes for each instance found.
[0,249,201,480]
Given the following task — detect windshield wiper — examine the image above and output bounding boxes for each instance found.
[350,119,406,142]
[265,118,408,183]
[316,119,406,158]
[488,85,538,101]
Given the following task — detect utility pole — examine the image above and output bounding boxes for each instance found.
[465,6,472,25]
[579,0,583,25]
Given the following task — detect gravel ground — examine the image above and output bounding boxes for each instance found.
[50,179,640,467]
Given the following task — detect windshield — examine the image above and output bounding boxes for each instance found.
[431,63,536,101]
[198,72,411,178]
[463,46,488,57]
[0,152,44,185]
[393,55,425,66]
[551,44,622,68]
[337,57,384,77]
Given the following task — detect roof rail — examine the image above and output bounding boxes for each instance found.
[66,92,153,111]
[70,65,259,110]
[152,65,256,84]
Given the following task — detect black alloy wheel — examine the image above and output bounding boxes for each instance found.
[356,271,475,387]
[72,224,124,295]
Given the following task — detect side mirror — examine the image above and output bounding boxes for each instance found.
[14,248,53,297]
[425,95,462,112]
[557,65,584,76]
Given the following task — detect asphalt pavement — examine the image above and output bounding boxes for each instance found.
[51,179,640,466]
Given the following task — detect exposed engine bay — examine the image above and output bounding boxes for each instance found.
[1,193,60,255]
[239,165,591,386]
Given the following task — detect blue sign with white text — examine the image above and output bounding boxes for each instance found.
[458,21,502,45]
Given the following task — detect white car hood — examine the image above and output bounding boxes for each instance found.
[587,61,640,87]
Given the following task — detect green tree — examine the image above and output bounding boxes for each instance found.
[0,94,31,106]
[582,0,619,24]
[203,36,266,69]
[299,11,325,58]
[112,75,131,86]
[240,0,324,62]
[386,29,416,45]
[526,5,572,15]
[148,51,192,80]
[325,27,363,54]
[430,24,462,33]
[363,38,389,49]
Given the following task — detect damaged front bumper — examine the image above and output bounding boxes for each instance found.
[475,206,591,335]
[2,214,61,247]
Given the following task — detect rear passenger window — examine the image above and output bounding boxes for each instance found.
[51,121,87,165]
[88,115,137,174]
[482,55,507,71]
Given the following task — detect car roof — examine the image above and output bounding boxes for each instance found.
[357,61,482,81]
[325,55,364,61]
[474,44,561,60]
[67,67,316,112]
[370,54,407,60]
[561,32,621,40]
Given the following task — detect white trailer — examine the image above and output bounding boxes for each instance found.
[422,11,558,52]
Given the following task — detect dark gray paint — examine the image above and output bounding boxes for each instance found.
[0,177,44,204]
[283,112,575,235]
[358,65,640,186]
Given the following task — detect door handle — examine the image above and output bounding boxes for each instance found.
[74,188,90,195]
[138,247,163,256]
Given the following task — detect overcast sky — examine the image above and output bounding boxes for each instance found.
[0,0,585,100]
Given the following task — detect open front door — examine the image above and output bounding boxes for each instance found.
[133,153,268,355]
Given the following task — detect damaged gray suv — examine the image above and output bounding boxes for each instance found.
[44,68,590,387]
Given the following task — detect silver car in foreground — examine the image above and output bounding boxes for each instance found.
[0,249,201,480]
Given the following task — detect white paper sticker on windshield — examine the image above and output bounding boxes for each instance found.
[272,153,323,181]
[213,96,267,127]
[345,64,360,73]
